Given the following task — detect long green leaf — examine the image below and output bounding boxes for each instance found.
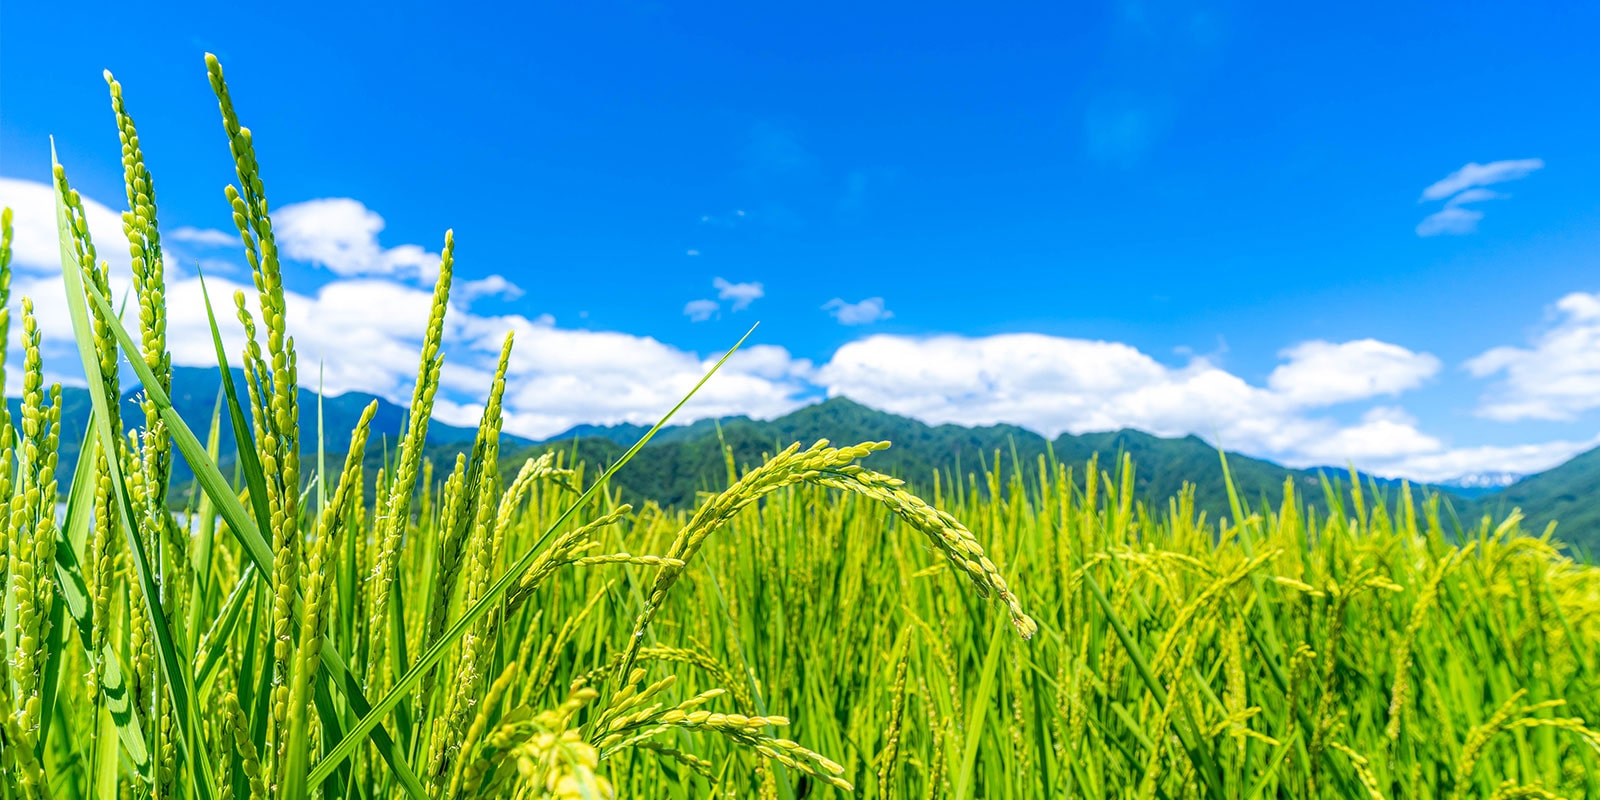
[195,266,274,541]
[955,621,1006,800]
[195,564,258,696]
[185,391,226,658]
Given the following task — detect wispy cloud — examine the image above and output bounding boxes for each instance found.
[171,226,238,247]
[683,299,719,322]
[1420,159,1544,201]
[698,210,747,227]
[457,274,525,306]
[713,277,764,311]
[823,297,893,326]
[1416,206,1486,237]
[1415,159,1543,237]
[1445,188,1504,206]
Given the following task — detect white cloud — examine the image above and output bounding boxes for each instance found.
[1267,339,1441,406]
[1445,188,1503,207]
[810,333,1488,479]
[272,198,441,278]
[817,333,1283,445]
[197,258,242,276]
[457,274,524,306]
[171,226,238,247]
[10,176,1595,485]
[1289,407,1443,464]
[683,299,719,322]
[1416,206,1484,237]
[713,277,763,311]
[446,316,811,438]
[1466,292,1600,421]
[1416,159,1543,237]
[0,176,130,276]
[686,249,701,257]
[1376,435,1600,484]
[1420,159,1544,201]
[823,297,893,326]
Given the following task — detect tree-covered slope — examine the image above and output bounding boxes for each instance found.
[1471,446,1600,556]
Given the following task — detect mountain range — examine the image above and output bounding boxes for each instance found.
[18,366,1597,556]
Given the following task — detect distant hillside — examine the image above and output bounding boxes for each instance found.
[513,397,1480,528]
[25,374,1596,554]
[15,365,516,483]
[1470,448,1600,556]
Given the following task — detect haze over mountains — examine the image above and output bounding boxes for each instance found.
[22,366,1597,555]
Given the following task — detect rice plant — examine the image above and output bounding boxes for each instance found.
[1,56,1597,799]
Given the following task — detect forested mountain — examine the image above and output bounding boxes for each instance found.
[30,375,1596,554]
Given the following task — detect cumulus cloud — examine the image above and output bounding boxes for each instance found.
[272,198,442,278]
[0,176,130,276]
[713,277,763,311]
[7,177,1590,485]
[1416,159,1543,237]
[823,297,893,325]
[1267,339,1441,406]
[457,274,524,306]
[683,299,719,322]
[1466,292,1600,421]
[1377,435,1600,484]
[445,318,812,438]
[811,332,1489,478]
[1289,407,1443,464]
[817,333,1284,444]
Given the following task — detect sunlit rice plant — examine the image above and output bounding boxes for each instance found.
[1,55,1597,800]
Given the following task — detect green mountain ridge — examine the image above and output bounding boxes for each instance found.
[18,366,519,485]
[517,397,1463,513]
[1472,447,1600,558]
[25,371,1596,553]
[520,398,1597,553]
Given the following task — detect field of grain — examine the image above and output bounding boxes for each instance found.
[2,56,1598,799]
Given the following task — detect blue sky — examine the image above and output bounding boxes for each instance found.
[5,0,1600,482]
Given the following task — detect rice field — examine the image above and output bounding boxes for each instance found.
[2,56,1598,799]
